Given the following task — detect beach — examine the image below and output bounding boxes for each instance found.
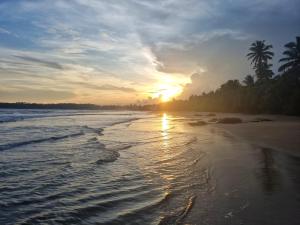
[216,118,300,157]
[1,109,299,225]
[181,113,300,224]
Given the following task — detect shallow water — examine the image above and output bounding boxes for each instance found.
[0,109,299,225]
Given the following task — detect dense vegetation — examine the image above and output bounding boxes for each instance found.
[161,37,300,115]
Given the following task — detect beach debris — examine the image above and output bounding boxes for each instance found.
[189,121,207,126]
[240,201,250,210]
[217,117,242,124]
[224,211,234,219]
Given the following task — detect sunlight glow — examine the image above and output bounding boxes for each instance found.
[161,113,169,148]
[152,83,182,102]
[162,113,169,131]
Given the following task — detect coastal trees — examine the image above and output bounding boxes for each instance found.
[220,79,241,90]
[160,37,300,115]
[243,75,255,86]
[278,37,300,72]
[254,62,274,81]
[247,40,274,81]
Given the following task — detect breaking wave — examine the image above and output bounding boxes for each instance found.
[0,131,84,151]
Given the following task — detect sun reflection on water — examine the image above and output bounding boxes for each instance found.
[161,113,169,147]
[162,113,169,131]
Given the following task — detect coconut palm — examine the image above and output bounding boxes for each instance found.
[247,40,274,81]
[278,37,300,72]
[247,40,274,66]
[254,62,274,81]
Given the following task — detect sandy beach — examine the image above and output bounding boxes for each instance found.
[214,116,300,157]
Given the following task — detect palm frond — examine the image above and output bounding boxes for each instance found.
[278,61,295,72]
[279,57,293,62]
[284,42,296,48]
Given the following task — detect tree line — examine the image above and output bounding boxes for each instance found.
[0,102,134,110]
[160,37,300,115]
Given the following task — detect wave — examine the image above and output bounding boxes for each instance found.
[78,137,120,164]
[82,126,104,135]
[0,132,84,151]
[95,150,120,164]
[110,118,140,126]
[0,112,138,124]
[0,116,25,123]
[158,195,196,225]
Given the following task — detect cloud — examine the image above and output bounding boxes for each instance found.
[0,88,75,102]
[14,55,64,70]
[0,0,299,103]
[0,27,11,35]
[72,82,136,93]
[95,84,136,93]
[154,34,251,79]
[180,72,225,99]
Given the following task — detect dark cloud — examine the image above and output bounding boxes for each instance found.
[0,88,75,102]
[155,34,251,80]
[14,55,64,70]
[146,0,300,78]
[72,82,136,93]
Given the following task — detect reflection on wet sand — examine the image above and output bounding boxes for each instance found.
[257,148,282,194]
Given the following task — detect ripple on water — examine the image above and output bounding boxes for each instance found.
[0,111,214,225]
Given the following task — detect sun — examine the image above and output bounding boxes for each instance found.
[160,87,180,102]
[152,84,182,102]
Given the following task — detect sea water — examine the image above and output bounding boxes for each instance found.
[0,109,299,225]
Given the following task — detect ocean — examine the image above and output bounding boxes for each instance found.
[0,109,299,225]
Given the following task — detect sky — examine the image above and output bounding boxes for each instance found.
[0,0,299,104]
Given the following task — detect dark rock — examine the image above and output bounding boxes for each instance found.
[189,121,207,126]
[206,113,216,117]
[251,118,274,122]
[217,117,242,124]
[208,118,218,123]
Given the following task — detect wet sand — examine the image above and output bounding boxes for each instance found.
[215,117,300,157]
[182,113,300,225]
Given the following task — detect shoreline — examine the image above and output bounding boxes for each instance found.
[164,111,300,158]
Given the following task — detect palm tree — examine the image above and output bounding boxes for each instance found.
[278,37,300,72]
[247,40,274,66]
[247,40,274,80]
[243,75,255,86]
[254,62,274,81]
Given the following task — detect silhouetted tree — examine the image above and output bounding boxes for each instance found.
[255,62,274,81]
[247,40,274,81]
[220,79,241,90]
[243,75,255,86]
[278,36,300,72]
[160,37,300,115]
